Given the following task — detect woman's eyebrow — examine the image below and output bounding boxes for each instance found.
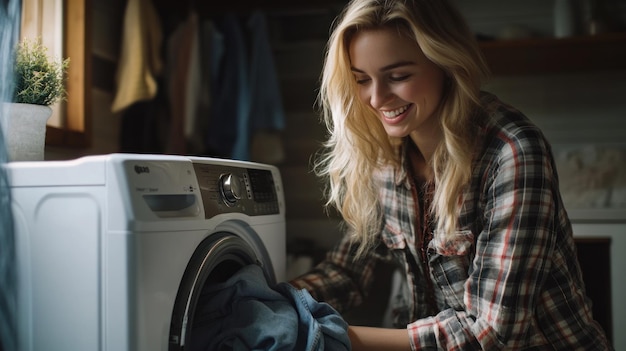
[351,61,416,73]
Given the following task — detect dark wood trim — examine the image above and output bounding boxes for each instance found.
[574,237,613,343]
[55,0,92,148]
[480,32,626,76]
[45,125,90,148]
[92,54,116,92]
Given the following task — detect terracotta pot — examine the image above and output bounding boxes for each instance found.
[1,102,52,162]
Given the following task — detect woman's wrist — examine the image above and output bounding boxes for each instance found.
[348,325,412,351]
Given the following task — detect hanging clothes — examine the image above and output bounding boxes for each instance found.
[233,11,286,162]
[204,13,249,159]
[202,11,286,161]
[187,20,216,155]
[118,7,287,160]
[112,0,163,113]
[164,11,200,155]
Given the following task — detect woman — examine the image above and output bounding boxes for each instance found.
[289,0,613,350]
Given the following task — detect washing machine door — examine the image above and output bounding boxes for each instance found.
[168,232,274,351]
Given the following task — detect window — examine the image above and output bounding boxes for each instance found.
[21,0,91,147]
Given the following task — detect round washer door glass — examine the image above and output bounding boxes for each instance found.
[168,232,272,350]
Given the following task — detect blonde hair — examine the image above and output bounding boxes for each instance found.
[315,0,490,256]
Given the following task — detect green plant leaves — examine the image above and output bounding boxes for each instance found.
[13,39,69,106]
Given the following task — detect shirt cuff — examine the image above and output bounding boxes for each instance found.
[407,316,438,350]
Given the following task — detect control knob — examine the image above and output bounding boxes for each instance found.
[219,173,241,206]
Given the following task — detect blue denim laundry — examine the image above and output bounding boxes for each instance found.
[189,264,350,351]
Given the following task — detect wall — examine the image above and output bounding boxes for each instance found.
[270,10,344,257]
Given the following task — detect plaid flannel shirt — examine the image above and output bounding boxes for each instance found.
[290,92,612,350]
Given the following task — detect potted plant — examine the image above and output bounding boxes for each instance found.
[2,38,69,161]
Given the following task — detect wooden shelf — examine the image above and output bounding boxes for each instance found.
[479,32,626,76]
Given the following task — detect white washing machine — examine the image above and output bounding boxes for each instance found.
[6,153,286,351]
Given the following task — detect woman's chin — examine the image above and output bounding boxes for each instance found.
[382,126,411,139]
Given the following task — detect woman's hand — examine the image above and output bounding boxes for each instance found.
[348,325,412,351]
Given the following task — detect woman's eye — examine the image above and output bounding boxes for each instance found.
[355,77,370,85]
[390,74,410,82]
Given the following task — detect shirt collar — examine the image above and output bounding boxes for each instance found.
[392,138,411,188]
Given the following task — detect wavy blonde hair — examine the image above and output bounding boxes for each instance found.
[315,0,490,256]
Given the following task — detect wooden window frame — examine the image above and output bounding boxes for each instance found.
[45,0,92,148]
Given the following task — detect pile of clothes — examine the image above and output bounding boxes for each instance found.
[189,264,351,351]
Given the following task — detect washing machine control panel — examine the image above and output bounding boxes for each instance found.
[121,158,203,219]
[193,163,280,218]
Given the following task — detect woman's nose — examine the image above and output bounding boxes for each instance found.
[369,82,391,109]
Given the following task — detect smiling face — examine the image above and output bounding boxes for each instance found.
[349,28,446,141]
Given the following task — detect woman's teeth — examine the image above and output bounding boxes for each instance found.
[382,105,409,118]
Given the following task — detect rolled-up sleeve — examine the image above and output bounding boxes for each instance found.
[289,233,382,314]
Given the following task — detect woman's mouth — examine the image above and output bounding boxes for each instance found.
[381,104,411,122]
